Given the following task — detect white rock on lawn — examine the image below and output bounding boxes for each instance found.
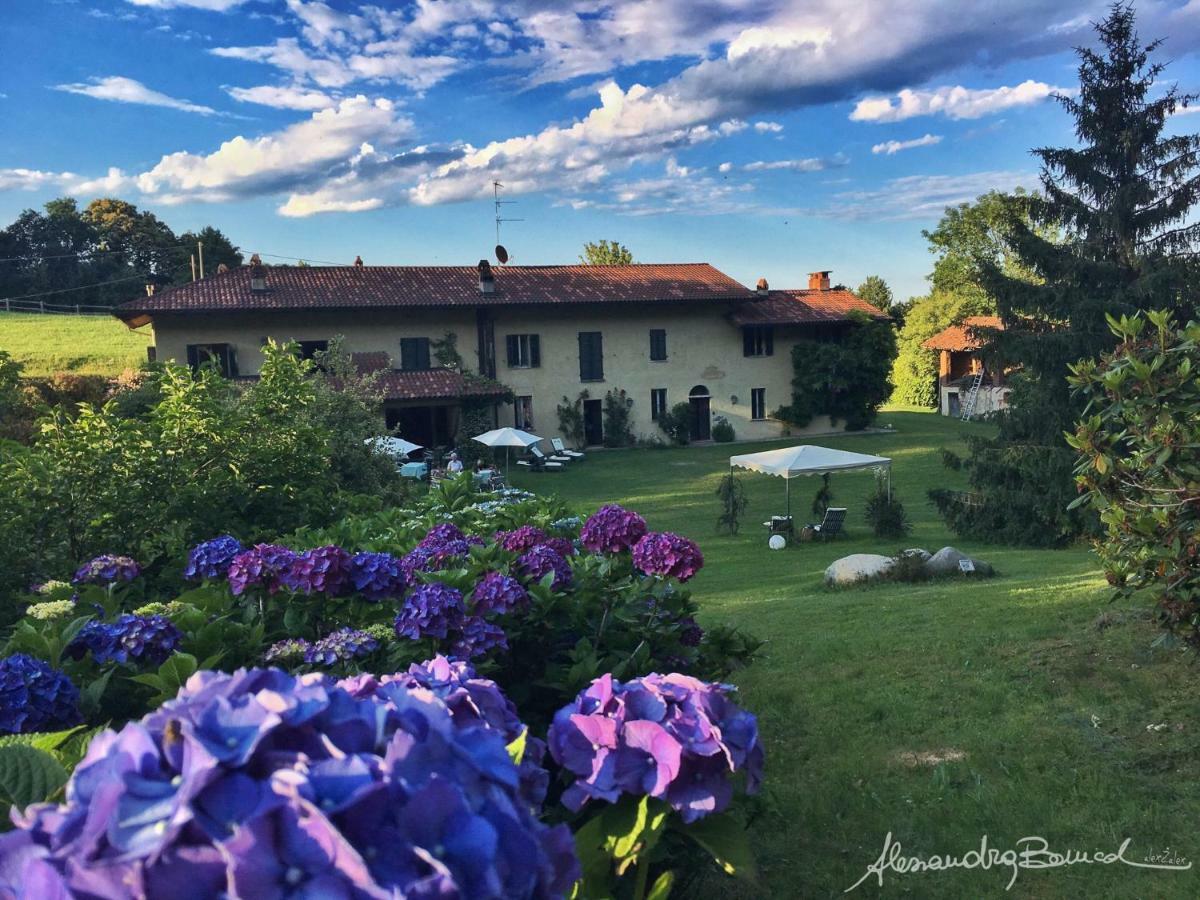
[924,546,994,577]
[824,554,895,586]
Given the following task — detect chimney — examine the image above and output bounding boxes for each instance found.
[808,270,831,291]
[216,263,229,275]
[478,259,495,294]
[755,277,769,296]
[354,255,364,268]
[249,253,267,293]
[145,283,156,297]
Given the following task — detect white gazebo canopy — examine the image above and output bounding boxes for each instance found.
[729,445,892,519]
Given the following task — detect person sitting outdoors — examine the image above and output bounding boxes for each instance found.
[446,452,464,474]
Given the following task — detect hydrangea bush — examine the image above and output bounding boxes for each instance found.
[0,665,579,897]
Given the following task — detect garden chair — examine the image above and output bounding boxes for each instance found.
[807,507,847,541]
[551,437,585,459]
[518,448,564,471]
[532,444,571,465]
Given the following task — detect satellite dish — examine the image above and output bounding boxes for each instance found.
[495,244,509,264]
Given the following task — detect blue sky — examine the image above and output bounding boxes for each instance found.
[2,0,1199,300]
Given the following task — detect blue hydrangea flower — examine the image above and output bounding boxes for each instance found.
[347,551,406,601]
[0,654,82,734]
[394,584,464,640]
[517,544,573,591]
[184,536,244,581]
[71,555,140,586]
[304,629,379,666]
[471,571,529,615]
[451,616,509,660]
[549,672,764,823]
[263,638,311,665]
[0,666,579,897]
[68,614,182,666]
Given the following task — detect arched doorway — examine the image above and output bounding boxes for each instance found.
[688,385,711,441]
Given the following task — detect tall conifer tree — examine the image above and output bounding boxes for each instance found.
[935,4,1200,545]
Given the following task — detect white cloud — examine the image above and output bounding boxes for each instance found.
[718,161,733,173]
[0,169,71,191]
[851,80,1066,123]
[753,121,783,133]
[744,155,848,172]
[871,133,943,155]
[53,76,218,115]
[225,84,335,110]
[824,170,1033,220]
[136,96,412,203]
[125,0,248,10]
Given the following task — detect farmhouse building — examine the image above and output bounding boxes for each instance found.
[116,260,886,448]
[922,315,1010,418]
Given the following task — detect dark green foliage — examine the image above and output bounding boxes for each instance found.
[776,311,897,431]
[0,196,241,308]
[855,275,893,312]
[1068,311,1200,648]
[811,473,833,518]
[711,415,735,443]
[715,472,748,534]
[602,389,634,447]
[937,5,1200,545]
[657,402,692,446]
[864,476,911,539]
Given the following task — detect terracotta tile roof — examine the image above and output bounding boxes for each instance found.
[922,316,1004,352]
[372,369,509,403]
[116,264,753,319]
[350,351,391,373]
[728,289,890,326]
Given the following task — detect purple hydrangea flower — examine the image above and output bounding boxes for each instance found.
[0,666,579,897]
[549,672,763,823]
[68,614,182,667]
[494,525,549,553]
[517,545,573,591]
[304,628,379,666]
[228,544,298,596]
[471,571,529,616]
[0,654,82,734]
[71,554,140,586]
[346,551,406,601]
[541,536,576,558]
[678,615,704,647]
[184,536,243,581]
[400,540,471,582]
[451,616,509,659]
[394,583,464,640]
[278,546,352,596]
[632,532,704,582]
[263,638,311,664]
[420,522,465,547]
[580,505,648,554]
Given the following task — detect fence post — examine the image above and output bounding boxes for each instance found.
[75,304,80,315]
[40,300,45,313]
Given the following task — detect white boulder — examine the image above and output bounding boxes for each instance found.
[824,553,895,586]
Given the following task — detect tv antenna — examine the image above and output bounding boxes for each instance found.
[493,181,522,263]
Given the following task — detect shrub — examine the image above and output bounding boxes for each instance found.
[811,473,833,518]
[864,474,911,539]
[657,401,692,445]
[556,391,586,446]
[715,473,748,534]
[711,415,735,442]
[1068,311,1200,648]
[602,389,634,447]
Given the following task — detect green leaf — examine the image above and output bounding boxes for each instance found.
[681,813,759,880]
[0,744,68,817]
[646,869,675,900]
[506,727,527,766]
[79,667,114,718]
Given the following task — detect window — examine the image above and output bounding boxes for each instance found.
[146,346,157,363]
[515,395,534,430]
[578,331,604,381]
[649,329,668,361]
[742,326,774,357]
[505,334,541,368]
[399,337,432,371]
[751,388,766,420]
[650,388,668,421]
[297,340,329,360]
[185,343,236,377]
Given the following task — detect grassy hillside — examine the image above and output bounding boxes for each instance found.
[0,312,151,377]
[509,411,1199,899]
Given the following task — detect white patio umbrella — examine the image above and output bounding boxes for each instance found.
[365,436,423,459]
[729,445,892,520]
[472,427,542,476]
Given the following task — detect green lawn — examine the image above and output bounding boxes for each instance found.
[510,411,1200,899]
[0,312,150,376]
